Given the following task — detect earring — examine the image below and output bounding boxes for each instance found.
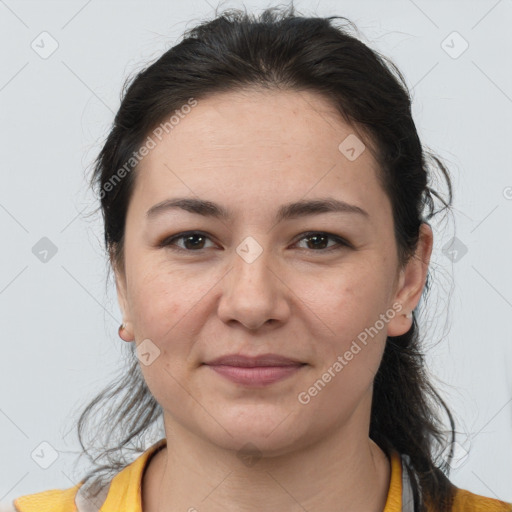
[405,311,412,319]
[118,323,133,341]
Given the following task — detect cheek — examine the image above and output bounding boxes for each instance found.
[130,273,197,407]
[306,265,391,373]
[312,265,391,332]
[128,264,198,338]
[302,281,388,419]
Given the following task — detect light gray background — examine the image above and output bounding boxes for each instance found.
[1,0,511,505]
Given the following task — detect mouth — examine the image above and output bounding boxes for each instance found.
[202,354,307,386]
[203,353,305,367]
[204,364,306,386]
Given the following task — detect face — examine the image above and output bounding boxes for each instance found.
[115,88,432,455]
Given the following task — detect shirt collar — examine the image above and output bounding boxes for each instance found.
[80,439,404,512]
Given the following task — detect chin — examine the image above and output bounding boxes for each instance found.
[215,430,305,459]
[200,405,309,456]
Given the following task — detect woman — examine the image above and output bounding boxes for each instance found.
[7,5,511,512]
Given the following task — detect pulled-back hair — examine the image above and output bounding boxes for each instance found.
[79,5,456,511]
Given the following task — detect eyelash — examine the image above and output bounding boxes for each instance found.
[158,231,352,254]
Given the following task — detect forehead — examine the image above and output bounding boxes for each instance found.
[131,88,390,222]
[150,88,371,158]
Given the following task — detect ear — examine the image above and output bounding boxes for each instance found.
[111,251,134,341]
[114,266,128,319]
[387,223,433,337]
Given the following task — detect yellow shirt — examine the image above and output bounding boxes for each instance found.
[10,438,512,512]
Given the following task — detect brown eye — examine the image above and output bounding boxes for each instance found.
[159,230,351,253]
[160,231,215,251]
[294,232,351,252]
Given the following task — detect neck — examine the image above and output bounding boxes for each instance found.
[142,421,391,512]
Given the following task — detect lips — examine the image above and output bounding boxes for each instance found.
[203,354,306,386]
[204,354,305,367]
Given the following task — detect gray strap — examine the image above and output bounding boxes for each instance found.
[401,454,416,512]
[74,481,111,512]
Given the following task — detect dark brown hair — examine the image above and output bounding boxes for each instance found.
[79,5,457,511]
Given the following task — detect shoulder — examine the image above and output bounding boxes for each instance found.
[7,483,82,512]
[7,439,166,512]
[452,487,512,511]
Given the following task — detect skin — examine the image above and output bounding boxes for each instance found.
[115,88,433,512]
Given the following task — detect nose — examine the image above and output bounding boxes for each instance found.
[216,242,291,331]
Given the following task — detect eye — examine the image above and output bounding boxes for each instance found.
[159,231,216,251]
[293,231,351,252]
[159,230,351,253]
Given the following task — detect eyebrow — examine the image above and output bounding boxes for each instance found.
[146,197,369,223]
